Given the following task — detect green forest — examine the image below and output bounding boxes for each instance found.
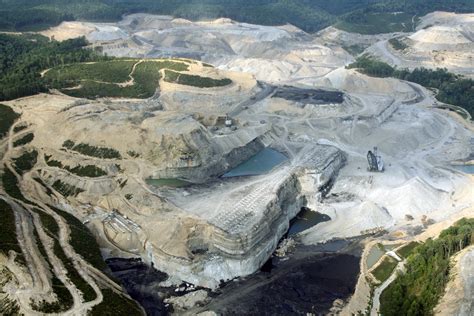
[0,34,107,101]
[0,0,473,34]
[380,218,474,315]
[348,57,474,117]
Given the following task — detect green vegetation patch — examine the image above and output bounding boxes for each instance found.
[389,37,408,51]
[13,150,38,175]
[48,205,108,271]
[347,56,474,117]
[336,12,416,34]
[52,180,84,198]
[13,124,27,133]
[396,241,420,258]
[372,256,398,283]
[67,165,107,177]
[53,59,188,99]
[0,34,108,101]
[131,60,184,97]
[1,1,474,38]
[44,60,136,84]
[31,208,59,237]
[380,218,474,316]
[13,132,34,147]
[45,155,107,177]
[30,224,73,313]
[347,56,396,78]
[164,70,232,88]
[2,164,41,209]
[63,140,121,159]
[62,81,139,99]
[0,104,20,139]
[89,289,143,316]
[32,207,97,303]
[2,165,28,202]
[0,199,25,265]
[52,235,97,302]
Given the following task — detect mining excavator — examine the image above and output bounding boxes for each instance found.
[367,147,384,172]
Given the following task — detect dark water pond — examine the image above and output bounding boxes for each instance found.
[288,208,331,236]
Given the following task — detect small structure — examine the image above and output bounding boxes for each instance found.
[367,147,384,172]
[225,114,233,127]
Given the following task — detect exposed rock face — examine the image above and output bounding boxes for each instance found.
[147,128,269,181]
[435,246,474,316]
[164,289,209,311]
[146,146,346,287]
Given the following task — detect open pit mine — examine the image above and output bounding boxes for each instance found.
[1,11,473,316]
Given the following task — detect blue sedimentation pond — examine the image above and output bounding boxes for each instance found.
[366,245,385,269]
[452,165,474,174]
[223,148,288,178]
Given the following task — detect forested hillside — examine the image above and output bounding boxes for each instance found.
[0,34,107,100]
[380,218,474,315]
[0,0,473,34]
[337,0,474,33]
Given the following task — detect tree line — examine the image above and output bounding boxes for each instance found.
[348,56,474,117]
[380,218,474,315]
[1,0,473,33]
[0,34,108,101]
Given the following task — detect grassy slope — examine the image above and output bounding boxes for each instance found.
[164,69,232,88]
[45,60,136,84]
[372,256,398,283]
[54,59,189,99]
